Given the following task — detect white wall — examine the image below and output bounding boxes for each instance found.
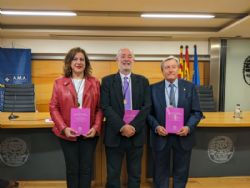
[225,39,250,111]
[0,39,209,55]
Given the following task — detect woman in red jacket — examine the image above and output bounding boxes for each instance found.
[50,47,103,188]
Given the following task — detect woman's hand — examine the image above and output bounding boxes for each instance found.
[85,128,96,138]
[64,127,77,138]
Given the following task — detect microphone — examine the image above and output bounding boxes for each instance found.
[8,94,19,120]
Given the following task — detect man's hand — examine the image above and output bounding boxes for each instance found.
[120,124,136,138]
[176,126,190,136]
[156,125,168,136]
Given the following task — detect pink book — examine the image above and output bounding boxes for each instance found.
[70,108,90,136]
[165,107,184,134]
[123,110,139,124]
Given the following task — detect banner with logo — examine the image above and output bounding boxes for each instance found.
[0,48,32,111]
[0,84,4,111]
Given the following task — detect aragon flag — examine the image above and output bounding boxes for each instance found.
[184,45,190,80]
[178,45,184,79]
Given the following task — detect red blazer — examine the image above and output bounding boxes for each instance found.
[49,76,103,141]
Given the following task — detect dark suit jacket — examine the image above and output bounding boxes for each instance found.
[101,72,151,147]
[148,79,203,151]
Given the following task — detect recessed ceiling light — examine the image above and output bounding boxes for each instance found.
[0,10,77,16]
[141,13,215,19]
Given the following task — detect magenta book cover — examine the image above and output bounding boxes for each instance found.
[70,108,90,136]
[123,110,139,124]
[165,107,184,134]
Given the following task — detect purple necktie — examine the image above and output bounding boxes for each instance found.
[123,77,131,110]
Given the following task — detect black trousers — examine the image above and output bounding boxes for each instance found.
[152,135,192,188]
[59,136,98,188]
[105,138,143,188]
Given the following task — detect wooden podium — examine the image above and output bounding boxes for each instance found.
[199,111,250,127]
[1,111,250,129]
[0,112,53,128]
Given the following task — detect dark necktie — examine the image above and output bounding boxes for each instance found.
[169,83,176,107]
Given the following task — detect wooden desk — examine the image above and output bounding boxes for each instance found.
[199,111,250,127]
[1,111,250,129]
[0,112,53,128]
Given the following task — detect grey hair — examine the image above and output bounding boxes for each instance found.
[161,55,180,70]
[116,48,135,59]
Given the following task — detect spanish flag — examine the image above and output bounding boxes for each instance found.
[184,45,190,80]
[178,45,184,79]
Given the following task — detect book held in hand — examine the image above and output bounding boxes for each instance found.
[165,107,184,134]
[123,110,139,124]
[70,108,90,136]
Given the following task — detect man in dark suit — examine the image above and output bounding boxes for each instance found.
[148,56,203,188]
[101,48,151,188]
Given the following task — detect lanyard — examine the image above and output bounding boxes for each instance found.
[72,79,83,107]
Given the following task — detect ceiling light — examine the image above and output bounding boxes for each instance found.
[141,13,215,19]
[0,10,77,16]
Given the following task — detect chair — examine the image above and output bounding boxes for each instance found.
[196,85,216,112]
[3,84,35,112]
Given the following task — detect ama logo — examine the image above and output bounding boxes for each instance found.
[4,74,28,84]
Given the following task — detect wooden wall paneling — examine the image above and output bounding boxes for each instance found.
[32,60,209,112]
[133,61,163,84]
[189,61,209,86]
[91,61,112,81]
[32,60,64,112]
[93,133,104,186]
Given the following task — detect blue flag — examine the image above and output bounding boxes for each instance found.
[0,48,32,111]
[192,45,200,86]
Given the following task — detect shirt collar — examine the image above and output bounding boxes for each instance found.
[165,79,178,88]
[119,72,131,80]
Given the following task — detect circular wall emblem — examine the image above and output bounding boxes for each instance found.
[243,55,250,85]
[0,137,29,167]
[208,136,234,164]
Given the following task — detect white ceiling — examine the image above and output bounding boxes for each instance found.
[0,0,250,40]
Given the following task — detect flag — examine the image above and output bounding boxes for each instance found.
[183,59,186,79]
[192,45,200,85]
[184,45,190,80]
[178,45,184,79]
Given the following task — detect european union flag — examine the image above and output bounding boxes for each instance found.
[192,45,200,86]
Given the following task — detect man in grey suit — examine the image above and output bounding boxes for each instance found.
[101,48,151,188]
[148,56,203,188]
